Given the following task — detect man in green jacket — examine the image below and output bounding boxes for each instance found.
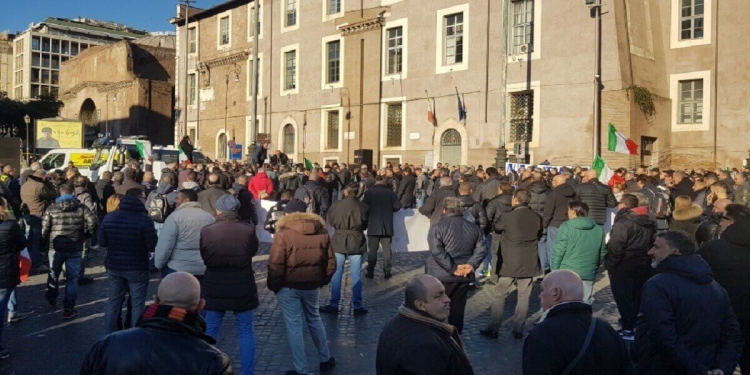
[551,200,606,303]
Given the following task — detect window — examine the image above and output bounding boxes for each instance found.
[509,91,534,142]
[31,69,39,83]
[248,4,261,38]
[247,55,262,99]
[71,43,79,55]
[444,13,463,65]
[286,0,297,27]
[326,110,340,149]
[61,41,69,55]
[32,37,40,51]
[678,79,703,124]
[42,38,50,52]
[31,53,40,67]
[386,103,403,147]
[51,71,59,85]
[511,0,534,55]
[284,50,296,90]
[188,73,197,105]
[680,0,704,40]
[328,0,341,14]
[326,41,340,84]
[219,16,230,46]
[217,133,227,159]
[51,40,60,53]
[188,27,197,54]
[283,124,295,155]
[41,70,49,84]
[387,27,403,75]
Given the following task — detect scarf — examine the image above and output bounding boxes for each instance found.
[631,206,648,215]
[398,305,471,364]
[138,303,208,338]
[56,194,75,203]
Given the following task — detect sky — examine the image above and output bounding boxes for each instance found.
[1,0,227,34]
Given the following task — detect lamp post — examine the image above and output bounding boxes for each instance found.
[24,114,31,162]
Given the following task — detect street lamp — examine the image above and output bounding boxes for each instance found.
[23,114,31,162]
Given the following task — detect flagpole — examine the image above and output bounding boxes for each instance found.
[592,0,603,159]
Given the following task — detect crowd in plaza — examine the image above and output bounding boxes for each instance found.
[0,138,750,374]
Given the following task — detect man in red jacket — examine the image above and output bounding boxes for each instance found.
[248,168,274,200]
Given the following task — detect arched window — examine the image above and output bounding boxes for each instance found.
[440,129,461,166]
[283,124,295,155]
[217,133,227,159]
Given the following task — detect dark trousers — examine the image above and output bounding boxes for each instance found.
[739,319,750,374]
[443,282,470,334]
[609,270,649,330]
[367,236,392,274]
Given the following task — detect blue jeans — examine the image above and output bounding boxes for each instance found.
[477,235,493,276]
[24,215,44,268]
[276,288,331,374]
[537,230,549,272]
[45,250,82,310]
[0,287,14,347]
[205,310,255,375]
[545,226,559,271]
[7,290,16,314]
[329,253,363,309]
[416,193,426,208]
[105,269,149,334]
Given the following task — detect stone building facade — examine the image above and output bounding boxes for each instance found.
[0,32,13,96]
[59,37,176,146]
[174,0,750,169]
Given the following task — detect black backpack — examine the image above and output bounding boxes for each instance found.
[148,193,170,223]
[301,186,318,214]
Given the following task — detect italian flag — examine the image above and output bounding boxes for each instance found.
[179,147,192,165]
[607,123,638,155]
[304,158,314,171]
[592,155,615,184]
[135,141,153,163]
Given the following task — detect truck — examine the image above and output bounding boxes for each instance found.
[39,148,107,178]
[88,136,153,182]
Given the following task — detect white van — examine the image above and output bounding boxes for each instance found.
[39,148,107,178]
[151,146,210,182]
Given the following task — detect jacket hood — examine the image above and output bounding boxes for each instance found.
[276,212,326,234]
[555,183,576,198]
[118,195,147,213]
[528,181,549,194]
[457,195,476,207]
[182,181,200,191]
[721,220,750,247]
[279,171,297,180]
[156,182,175,195]
[616,208,654,228]
[672,204,703,222]
[657,254,714,284]
[176,201,202,211]
[27,175,46,184]
[56,197,81,212]
[567,216,597,230]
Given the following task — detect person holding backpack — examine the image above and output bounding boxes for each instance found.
[294,168,330,217]
[145,175,178,234]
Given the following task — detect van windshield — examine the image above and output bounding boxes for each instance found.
[153,150,208,165]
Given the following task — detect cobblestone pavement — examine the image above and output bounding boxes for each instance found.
[1,244,624,375]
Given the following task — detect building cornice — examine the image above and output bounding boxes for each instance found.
[339,17,384,36]
[199,50,251,69]
[60,80,135,100]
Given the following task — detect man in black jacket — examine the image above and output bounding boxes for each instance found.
[397,167,416,209]
[294,169,331,217]
[321,186,369,315]
[420,177,457,226]
[376,274,475,375]
[699,204,750,373]
[363,180,401,279]
[426,197,486,333]
[670,171,696,203]
[523,270,632,375]
[484,182,514,283]
[81,272,233,375]
[456,182,488,234]
[527,173,550,272]
[542,175,577,273]
[574,170,617,226]
[231,175,258,225]
[198,173,229,216]
[633,231,743,375]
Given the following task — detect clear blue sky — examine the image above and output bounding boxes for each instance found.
[1,0,226,34]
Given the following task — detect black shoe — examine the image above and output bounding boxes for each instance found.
[62,309,77,320]
[512,331,525,339]
[384,272,392,279]
[319,305,339,315]
[45,297,57,308]
[78,276,95,285]
[320,357,336,371]
[365,271,374,279]
[479,329,499,339]
[353,308,368,316]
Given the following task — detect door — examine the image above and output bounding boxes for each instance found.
[641,136,656,168]
[283,124,295,155]
[440,129,462,166]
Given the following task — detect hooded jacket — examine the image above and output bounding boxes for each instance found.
[633,255,744,375]
[155,201,215,275]
[699,220,750,320]
[146,182,178,216]
[278,171,302,193]
[267,212,336,292]
[99,195,157,271]
[486,194,513,235]
[604,208,656,275]
[248,171,274,200]
[552,216,606,281]
[543,183,577,229]
[527,181,549,216]
[669,204,703,243]
[294,180,331,217]
[42,197,97,253]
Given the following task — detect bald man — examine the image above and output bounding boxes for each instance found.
[696,198,733,246]
[522,271,632,375]
[574,169,617,226]
[542,174,578,273]
[81,272,232,375]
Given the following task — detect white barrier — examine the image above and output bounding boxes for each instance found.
[255,200,432,252]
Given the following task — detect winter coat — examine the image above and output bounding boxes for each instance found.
[414,173,429,198]
[248,172,274,200]
[486,194,513,235]
[114,178,145,196]
[267,212,336,292]
[604,208,656,275]
[552,217,606,281]
[0,218,26,289]
[724,177,736,199]
[229,183,257,225]
[699,219,750,320]
[178,139,194,163]
[80,306,232,375]
[670,178,696,203]
[145,183,178,217]
[42,197,97,253]
[19,175,56,216]
[732,181,750,207]
[419,185,456,226]
[639,183,659,205]
[96,178,115,211]
[327,196,369,255]
[99,195,157,271]
[155,202,215,275]
[574,179,618,225]
[269,152,289,166]
[543,183,577,229]
[397,173,416,209]
[376,308,475,375]
[633,255,744,375]
[142,180,157,195]
[497,205,543,278]
[294,180,331,217]
[363,184,402,236]
[472,177,502,207]
[198,186,229,216]
[200,212,259,312]
[278,172,302,194]
[426,214,486,283]
[251,144,267,166]
[74,186,96,213]
[669,204,703,243]
[357,176,375,201]
[527,181,549,216]
[456,195,488,233]
[264,200,289,234]
[523,302,633,375]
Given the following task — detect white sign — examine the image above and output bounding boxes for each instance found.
[409,132,421,140]
[344,132,355,140]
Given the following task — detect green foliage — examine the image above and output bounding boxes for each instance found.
[0,96,64,139]
[626,85,656,117]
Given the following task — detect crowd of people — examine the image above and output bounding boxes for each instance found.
[0,148,749,374]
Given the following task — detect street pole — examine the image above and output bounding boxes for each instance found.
[181,0,195,145]
[24,114,30,162]
[495,0,510,169]
[247,0,260,161]
[592,0,603,159]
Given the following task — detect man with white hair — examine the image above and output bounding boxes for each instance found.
[523,270,631,374]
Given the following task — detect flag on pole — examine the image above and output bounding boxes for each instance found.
[592,155,615,184]
[427,98,437,126]
[178,147,192,165]
[304,158,314,171]
[455,87,466,123]
[135,140,153,163]
[607,123,638,155]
